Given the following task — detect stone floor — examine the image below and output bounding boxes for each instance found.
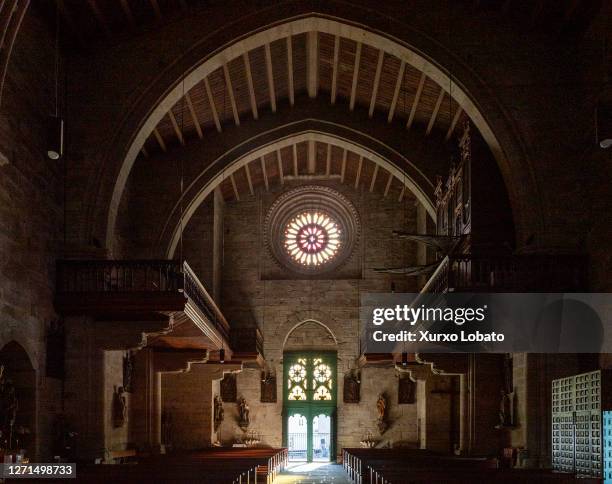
[275,462,350,483]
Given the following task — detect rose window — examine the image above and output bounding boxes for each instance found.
[284,212,341,267]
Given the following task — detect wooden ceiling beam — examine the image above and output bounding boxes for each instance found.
[398,186,406,202]
[229,173,240,201]
[86,0,111,38]
[204,77,222,132]
[286,36,294,106]
[307,31,318,98]
[445,107,463,141]
[260,156,269,191]
[168,110,185,145]
[244,163,254,196]
[185,92,203,139]
[264,43,277,113]
[153,128,167,152]
[383,172,393,197]
[222,64,240,126]
[307,140,316,174]
[369,50,384,117]
[141,146,149,158]
[407,72,426,129]
[369,164,379,192]
[354,155,363,189]
[276,150,284,185]
[330,35,340,104]
[243,52,259,120]
[388,60,405,123]
[119,0,135,28]
[426,88,445,136]
[349,42,362,111]
[292,144,298,176]
[340,149,347,183]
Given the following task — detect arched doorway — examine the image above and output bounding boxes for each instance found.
[283,351,337,462]
[0,341,36,457]
[282,320,338,462]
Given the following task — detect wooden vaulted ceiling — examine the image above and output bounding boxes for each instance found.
[215,139,413,203]
[142,30,466,158]
[40,0,603,206]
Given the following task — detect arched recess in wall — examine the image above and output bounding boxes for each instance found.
[98,13,540,254]
[283,320,339,352]
[0,341,36,456]
[161,128,436,258]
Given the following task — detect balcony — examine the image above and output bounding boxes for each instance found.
[55,260,230,346]
[421,254,587,294]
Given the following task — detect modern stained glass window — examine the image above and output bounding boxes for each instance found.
[284,212,341,267]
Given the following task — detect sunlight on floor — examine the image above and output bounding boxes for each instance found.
[275,462,350,483]
[285,462,330,472]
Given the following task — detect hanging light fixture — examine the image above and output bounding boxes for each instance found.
[47,2,63,160]
[47,116,64,160]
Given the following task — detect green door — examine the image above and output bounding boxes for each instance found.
[283,352,337,462]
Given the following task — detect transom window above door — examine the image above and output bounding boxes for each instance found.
[285,353,335,402]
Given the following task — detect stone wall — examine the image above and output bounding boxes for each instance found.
[0,9,63,460]
[204,180,451,457]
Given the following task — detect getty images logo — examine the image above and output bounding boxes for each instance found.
[371,304,488,326]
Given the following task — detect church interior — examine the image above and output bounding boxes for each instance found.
[0,0,611,482]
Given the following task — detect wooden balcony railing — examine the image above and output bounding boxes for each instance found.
[56,260,231,342]
[182,262,230,341]
[57,260,183,293]
[421,254,587,293]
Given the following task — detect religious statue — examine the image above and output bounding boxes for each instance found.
[496,389,514,428]
[213,395,224,431]
[123,351,134,393]
[376,393,388,434]
[495,354,515,428]
[238,397,250,430]
[112,387,127,428]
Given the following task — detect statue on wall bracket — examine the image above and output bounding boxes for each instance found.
[238,397,250,431]
[213,395,224,432]
[376,393,388,434]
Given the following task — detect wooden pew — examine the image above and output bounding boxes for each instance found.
[12,448,288,484]
[342,448,598,484]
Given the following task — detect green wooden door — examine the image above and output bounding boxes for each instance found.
[283,351,337,461]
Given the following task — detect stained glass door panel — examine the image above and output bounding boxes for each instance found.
[283,352,337,461]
